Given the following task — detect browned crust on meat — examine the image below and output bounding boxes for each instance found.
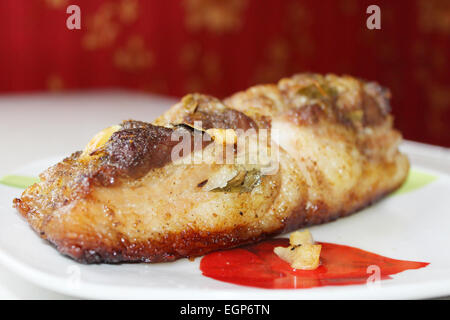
[226,73,392,133]
[48,225,272,264]
[24,178,401,265]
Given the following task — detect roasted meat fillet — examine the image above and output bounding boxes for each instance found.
[14,74,409,264]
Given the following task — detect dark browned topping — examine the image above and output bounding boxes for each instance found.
[102,123,178,179]
[185,108,257,130]
[287,104,325,126]
[183,94,258,130]
[95,121,212,182]
[362,83,391,126]
[44,121,213,188]
[276,74,392,131]
[121,120,154,130]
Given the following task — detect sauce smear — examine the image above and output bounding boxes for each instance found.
[200,239,428,289]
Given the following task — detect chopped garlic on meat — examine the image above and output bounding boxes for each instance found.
[274,229,322,270]
[206,128,237,145]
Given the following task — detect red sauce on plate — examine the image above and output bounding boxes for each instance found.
[200,239,429,289]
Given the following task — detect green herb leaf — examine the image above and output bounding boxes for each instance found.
[0,175,40,189]
[392,169,437,195]
[211,169,261,193]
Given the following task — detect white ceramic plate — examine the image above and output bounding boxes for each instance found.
[0,142,449,299]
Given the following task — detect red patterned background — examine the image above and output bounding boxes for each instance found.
[0,0,449,146]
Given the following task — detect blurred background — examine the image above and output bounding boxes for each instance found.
[0,0,449,146]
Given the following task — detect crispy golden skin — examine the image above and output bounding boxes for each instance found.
[14,74,409,264]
